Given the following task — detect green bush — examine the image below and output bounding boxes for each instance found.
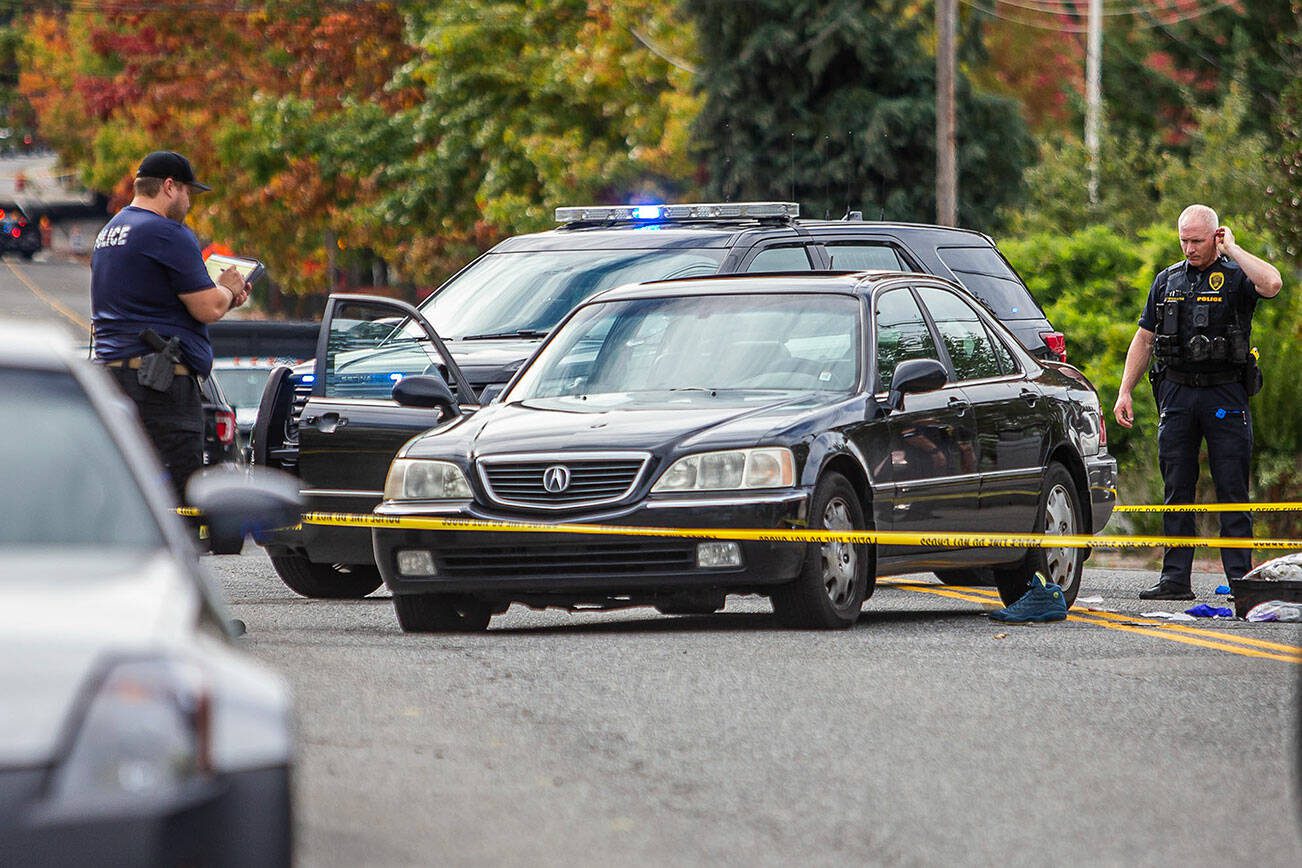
[1000,224,1299,540]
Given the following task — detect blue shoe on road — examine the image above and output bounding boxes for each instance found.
[990,573,1068,624]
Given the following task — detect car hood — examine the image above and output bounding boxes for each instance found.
[406,391,840,457]
[0,550,200,767]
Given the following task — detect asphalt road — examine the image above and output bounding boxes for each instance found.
[3,257,1300,865]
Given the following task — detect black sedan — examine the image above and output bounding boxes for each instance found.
[371,271,1116,631]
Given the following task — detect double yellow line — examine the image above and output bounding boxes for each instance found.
[886,581,1302,665]
[6,260,90,333]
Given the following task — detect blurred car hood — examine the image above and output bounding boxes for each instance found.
[0,550,199,767]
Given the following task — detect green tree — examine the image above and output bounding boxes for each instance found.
[686,0,1032,230]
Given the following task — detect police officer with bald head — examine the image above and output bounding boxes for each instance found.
[1113,205,1283,600]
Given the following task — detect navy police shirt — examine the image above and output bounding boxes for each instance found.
[91,206,216,376]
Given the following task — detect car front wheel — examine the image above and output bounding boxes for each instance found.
[771,472,872,629]
[393,594,492,633]
[993,462,1084,606]
[269,553,383,599]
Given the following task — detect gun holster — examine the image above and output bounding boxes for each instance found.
[137,351,176,392]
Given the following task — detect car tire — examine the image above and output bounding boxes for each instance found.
[992,462,1084,607]
[270,553,383,599]
[934,568,993,586]
[770,472,872,629]
[393,594,493,633]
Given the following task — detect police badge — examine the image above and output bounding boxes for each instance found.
[1209,271,1225,291]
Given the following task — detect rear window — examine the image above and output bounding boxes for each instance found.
[936,246,1042,320]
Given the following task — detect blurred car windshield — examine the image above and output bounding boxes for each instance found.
[212,366,274,409]
[419,249,726,340]
[0,368,163,551]
[509,292,861,402]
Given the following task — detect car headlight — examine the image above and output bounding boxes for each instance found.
[50,659,211,803]
[385,458,472,500]
[651,447,795,492]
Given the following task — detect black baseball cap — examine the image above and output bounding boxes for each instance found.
[135,150,211,192]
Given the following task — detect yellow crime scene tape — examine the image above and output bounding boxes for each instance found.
[188,509,1299,550]
[1113,502,1302,513]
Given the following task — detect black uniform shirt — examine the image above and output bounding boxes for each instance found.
[1139,255,1258,335]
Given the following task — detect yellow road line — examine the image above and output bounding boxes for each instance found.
[914,583,1302,655]
[6,260,90,333]
[887,582,1301,665]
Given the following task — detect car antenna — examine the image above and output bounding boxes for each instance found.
[822,135,831,219]
[789,132,797,204]
[842,130,861,221]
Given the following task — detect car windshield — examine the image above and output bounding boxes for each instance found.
[0,368,163,552]
[419,248,726,340]
[509,292,861,402]
[212,367,274,409]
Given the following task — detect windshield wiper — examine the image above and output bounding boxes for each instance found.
[668,387,720,396]
[460,329,550,341]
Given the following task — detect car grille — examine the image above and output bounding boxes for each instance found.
[478,453,648,510]
[436,540,696,577]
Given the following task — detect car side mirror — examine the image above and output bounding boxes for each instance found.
[187,467,303,555]
[886,358,948,412]
[392,374,460,417]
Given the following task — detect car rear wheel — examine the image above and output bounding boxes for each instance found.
[993,462,1084,607]
[393,594,493,633]
[269,553,383,599]
[771,472,872,629]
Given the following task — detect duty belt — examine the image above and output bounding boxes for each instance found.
[103,356,193,377]
[1162,368,1241,388]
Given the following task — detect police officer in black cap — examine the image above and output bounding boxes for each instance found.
[91,150,250,503]
[1114,204,1282,600]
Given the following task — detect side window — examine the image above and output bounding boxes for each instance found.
[874,288,939,392]
[915,286,1005,382]
[745,245,813,272]
[323,300,448,399]
[936,246,1041,321]
[825,242,907,272]
[985,321,1018,375]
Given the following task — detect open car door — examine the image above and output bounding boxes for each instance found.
[295,294,476,562]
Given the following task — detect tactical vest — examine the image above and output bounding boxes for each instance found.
[1152,261,1249,374]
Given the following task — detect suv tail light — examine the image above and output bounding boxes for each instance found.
[215,410,236,445]
[1040,330,1067,361]
[1098,408,1107,448]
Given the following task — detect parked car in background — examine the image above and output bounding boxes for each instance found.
[369,271,1115,631]
[211,358,281,451]
[201,371,241,466]
[0,322,299,865]
[0,204,41,259]
[253,202,1071,598]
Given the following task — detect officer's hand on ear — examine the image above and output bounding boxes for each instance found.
[1216,226,1233,256]
[1113,392,1134,429]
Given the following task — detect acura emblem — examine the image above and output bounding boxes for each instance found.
[542,465,571,493]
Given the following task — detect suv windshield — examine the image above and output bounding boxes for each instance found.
[420,248,726,340]
[510,293,861,402]
[0,368,162,551]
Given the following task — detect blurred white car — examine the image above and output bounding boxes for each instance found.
[0,324,299,866]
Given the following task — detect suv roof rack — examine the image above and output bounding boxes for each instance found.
[555,201,799,226]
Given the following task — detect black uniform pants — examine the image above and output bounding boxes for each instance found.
[107,365,204,505]
[1156,378,1253,585]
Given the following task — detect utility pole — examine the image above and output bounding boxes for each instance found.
[936,0,957,226]
[1085,0,1102,205]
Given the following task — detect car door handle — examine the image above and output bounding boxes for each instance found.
[947,396,970,412]
[311,412,347,433]
[1020,389,1039,406]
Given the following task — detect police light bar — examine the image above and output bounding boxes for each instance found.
[555,202,799,224]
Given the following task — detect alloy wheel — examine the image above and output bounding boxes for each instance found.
[821,496,858,606]
[1042,483,1079,587]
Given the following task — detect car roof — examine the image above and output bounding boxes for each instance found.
[0,321,77,371]
[587,269,938,303]
[492,219,994,252]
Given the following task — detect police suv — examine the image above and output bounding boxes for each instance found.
[252,203,1068,598]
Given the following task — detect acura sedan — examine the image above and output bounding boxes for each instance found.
[0,324,300,865]
[372,272,1116,631]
